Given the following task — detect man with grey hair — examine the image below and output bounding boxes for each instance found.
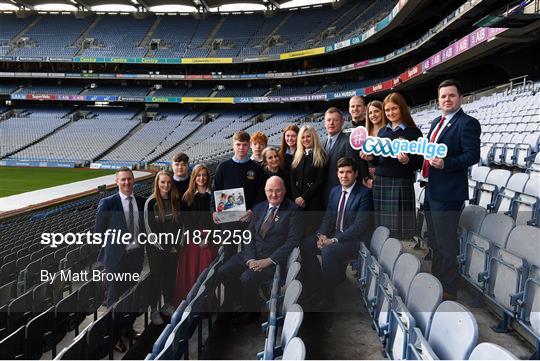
[218,176,301,319]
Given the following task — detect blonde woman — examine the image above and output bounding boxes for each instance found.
[144,170,181,325]
[291,125,327,236]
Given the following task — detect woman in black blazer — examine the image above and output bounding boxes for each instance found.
[291,125,328,236]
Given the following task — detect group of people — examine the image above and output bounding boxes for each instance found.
[95,79,481,335]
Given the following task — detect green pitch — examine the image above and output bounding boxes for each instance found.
[0,167,116,197]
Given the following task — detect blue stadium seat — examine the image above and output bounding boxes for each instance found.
[408,301,478,360]
[475,169,512,209]
[375,253,420,336]
[510,174,540,226]
[364,238,402,309]
[85,310,113,360]
[385,273,442,360]
[54,329,86,360]
[282,337,306,361]
[460,214,514,292]
[468,342,517,360]
[486,225,540,331]
[490,173,530,213]
[358,226,390,290]
[24,306,54,359]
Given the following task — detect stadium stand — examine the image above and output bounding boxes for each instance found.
[0,1,396,58]
[155,110,256,163]
[0,0,538,357]
[7,108,140,164]
[98,110,201,166]
[0,107,74,158]
[11,15,94,58]
[0,84,18,95]
[79,16,154,58]
[0,14,35,56]
[14,85,85,96]
[81,86,151,97]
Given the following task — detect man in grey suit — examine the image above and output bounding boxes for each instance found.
[322,107,369,207]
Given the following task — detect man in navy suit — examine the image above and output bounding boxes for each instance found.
[322,107,370,207]
[422,79,481,299]
[218,176,301,315]
[303,157,373,310]
[95,167,145,308]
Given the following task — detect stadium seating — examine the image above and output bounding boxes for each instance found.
[12,15,93,58]
[7,108,139,165]
[0,14,35,56]
[374,253,420,335]
[0,2,395,58]
[80,16,154,58]
[459,213,514,292]
[468,342,517,360]
[0,107,73,158]
[385,272,443,360]
[282,336,306,360]
[408,301,478,360]
[99,110,201,166]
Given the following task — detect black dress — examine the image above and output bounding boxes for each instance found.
[144,197,181,307]
[290,151,327,236]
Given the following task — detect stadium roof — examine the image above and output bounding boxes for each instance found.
[0,0,335,11]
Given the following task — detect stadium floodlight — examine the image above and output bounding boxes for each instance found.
[280,0,333,9]
[209,3,266,12]
[91,4,137,12]
[0,3,18,10]
[34,4,78,11]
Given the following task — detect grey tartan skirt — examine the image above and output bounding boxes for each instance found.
[373,175,417,240]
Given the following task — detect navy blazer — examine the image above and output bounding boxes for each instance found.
[319,182,373,244]
[426,109,481,202]
[95,193,146,270]
[240,198,301,265]
[323,132,369,204]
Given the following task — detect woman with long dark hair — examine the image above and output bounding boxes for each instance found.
[144,170,181,325]
[360,92,423,240]
[175,164,217,303]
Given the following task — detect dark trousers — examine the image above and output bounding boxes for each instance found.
[221,221,248,261]
[218,254,275,312]
[424,188,463,295]
[147,245,178,308]
[106,248,144,307]
[301,235,358,299]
